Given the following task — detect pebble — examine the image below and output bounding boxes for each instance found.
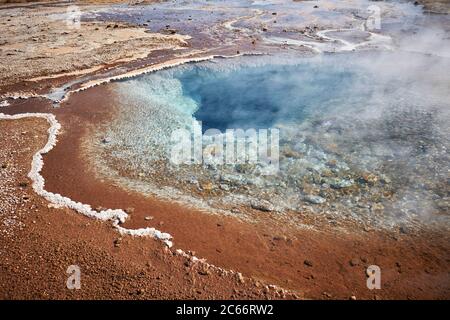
[304,259,313,267]
[349,258,360,267]
[250,200,274,212]
[330,179,354,189]
[399,226,409,234]
[304,194,326,204]
[198,269,210,276]
[113,238,122,247]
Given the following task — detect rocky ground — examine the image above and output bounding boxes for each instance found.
[0,3,189,89]
[418,0,450,14]
[0,117,291,299]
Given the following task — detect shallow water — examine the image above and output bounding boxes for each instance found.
[96,52,450,230]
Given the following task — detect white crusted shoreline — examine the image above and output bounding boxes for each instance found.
[0,52,263,105]
[0,112,173,247]
[0,53,262,250]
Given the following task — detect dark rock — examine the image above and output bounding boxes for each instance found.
[304,260,313,267]
[113,238,122,247]
[399,226,409,234]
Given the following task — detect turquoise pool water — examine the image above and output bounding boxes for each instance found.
[96,52,450,229]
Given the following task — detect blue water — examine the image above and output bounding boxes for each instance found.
[103,52,450,227]
[177,62,358,131]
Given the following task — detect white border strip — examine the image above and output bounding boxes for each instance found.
[0,112,173,247]
[55,52,263,104]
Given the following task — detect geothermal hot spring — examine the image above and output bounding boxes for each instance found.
[93,52,450,231]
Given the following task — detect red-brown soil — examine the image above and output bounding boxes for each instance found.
[0,117,291,299]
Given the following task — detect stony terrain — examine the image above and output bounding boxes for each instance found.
[0,4,189,89]
[0,118,291,299]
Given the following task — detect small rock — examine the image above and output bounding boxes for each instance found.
[371,203,384,212]
[304,260,313,267]
[200,181,215,191]
[198,269,210,276]
[137,288,145,295]
[349,258,360,267]
[304,195,326,204]
[144,216,153,221]
[113,238,122,247]
[399,226,409,234]
[125,207,134,214]
[359,173,378,185]
[350,295,357,300]
[101,137,111,144]
[329,178,354,189]
[250,200,274,212]
[379,174,391,184]
[163,28,177,34]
